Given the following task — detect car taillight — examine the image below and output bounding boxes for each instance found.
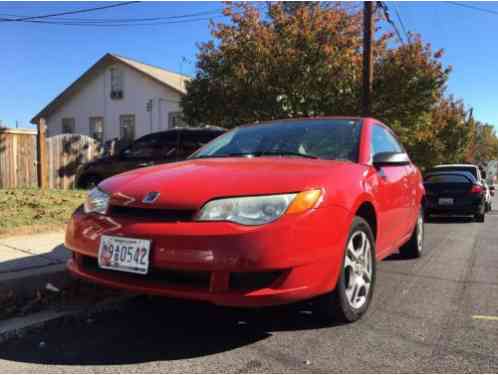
[470,185,483,194]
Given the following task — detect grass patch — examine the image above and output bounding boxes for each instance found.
[0,189,86,237]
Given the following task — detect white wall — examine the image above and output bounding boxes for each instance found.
[46,62,183,141]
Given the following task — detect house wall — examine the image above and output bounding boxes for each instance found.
[45,62,182,141]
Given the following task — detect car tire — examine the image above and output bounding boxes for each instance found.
[78,174,101,189]
[400,208,424,258]
[314,216,376,324]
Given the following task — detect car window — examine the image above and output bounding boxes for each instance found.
[425,174,473,184]
[371,124,404,156]
[125,131,178,159]
[431,166,478,180]
[190,119,362,161]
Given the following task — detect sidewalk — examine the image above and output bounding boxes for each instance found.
[0,231,70,296]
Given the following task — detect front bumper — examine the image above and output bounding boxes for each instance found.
[65,205,351,307]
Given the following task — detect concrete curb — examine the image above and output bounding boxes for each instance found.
[0,294,135,345]
[0,264,71,299]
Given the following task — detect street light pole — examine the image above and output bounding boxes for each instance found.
[362,1,374,117]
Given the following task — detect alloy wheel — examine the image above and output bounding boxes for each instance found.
[343,230,373,310]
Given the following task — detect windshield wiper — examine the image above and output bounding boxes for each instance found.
[255,151,319,159]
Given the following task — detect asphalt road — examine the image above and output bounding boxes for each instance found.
[1,200,498,373]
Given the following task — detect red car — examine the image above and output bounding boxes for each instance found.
[66,117,425,322]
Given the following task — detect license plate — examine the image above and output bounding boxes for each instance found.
[98,235,151,275]
[438,198,454,205]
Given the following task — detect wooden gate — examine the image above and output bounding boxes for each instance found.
[46,134,100,189]
[0,128,38,189]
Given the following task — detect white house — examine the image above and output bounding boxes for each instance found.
[31,53,190,144]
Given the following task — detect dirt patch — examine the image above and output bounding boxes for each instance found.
[0,189,86,237]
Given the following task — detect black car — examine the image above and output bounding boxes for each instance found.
[423,171,486,222]
[76,127,226,188]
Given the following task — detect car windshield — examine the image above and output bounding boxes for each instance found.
[189,119,362,161]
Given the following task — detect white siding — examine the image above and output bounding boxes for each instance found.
[45,62,183,141]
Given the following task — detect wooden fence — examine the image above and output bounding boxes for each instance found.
[47,134,100,189]
[0,128,38,189]
[0,130,100,189]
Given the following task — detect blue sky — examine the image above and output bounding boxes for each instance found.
[0,1,497,129]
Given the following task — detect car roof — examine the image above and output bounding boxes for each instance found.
[433,164,478,168]
[236,116,368,129]
[139,127,226,138]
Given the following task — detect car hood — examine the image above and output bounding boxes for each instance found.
[99,157,357,210]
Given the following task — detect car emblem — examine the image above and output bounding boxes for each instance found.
[143,192,160,204]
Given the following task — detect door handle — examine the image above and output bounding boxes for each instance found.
[138,162,153,167]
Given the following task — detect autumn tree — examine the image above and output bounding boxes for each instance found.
[181,2,497,167]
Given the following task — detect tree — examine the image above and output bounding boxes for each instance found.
[181,2,496,168]
[181,2,370,127]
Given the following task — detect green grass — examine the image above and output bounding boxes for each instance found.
[0,189,87,237]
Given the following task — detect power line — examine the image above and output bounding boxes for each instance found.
[392,3,410,42]
[19,15,224,28]
[0,1,140,23]
[447,1,498,16]
[0,8,222,24]
[377,1,405,45]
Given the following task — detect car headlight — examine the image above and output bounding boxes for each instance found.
[83,187,110,214]
[196,189,322,225]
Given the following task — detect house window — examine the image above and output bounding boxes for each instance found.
[168,111,187,128]
[119,114,135,146]
[89,117,104,143]
[62,118,75,133]
[110,67,123,99]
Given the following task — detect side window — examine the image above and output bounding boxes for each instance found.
[89,117,104,143]
[371,124,403,156]
[119,114,135,147]
[110,67,124,99]
[62,118,75,134]
[127,132,178,159]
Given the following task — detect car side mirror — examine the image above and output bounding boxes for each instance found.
[373,152,410,168]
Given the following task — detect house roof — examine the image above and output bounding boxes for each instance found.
[31,53,191,124]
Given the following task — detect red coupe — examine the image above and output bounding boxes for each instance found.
[66,117,425,322]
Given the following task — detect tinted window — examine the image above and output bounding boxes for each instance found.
[371,125,403,156]
[191,119,362,161]
[179,130,224,156]
[125,131,178,159]
[425,174,473,184]
[431,166,478,180]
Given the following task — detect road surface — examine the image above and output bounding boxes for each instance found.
[1,202,498,372]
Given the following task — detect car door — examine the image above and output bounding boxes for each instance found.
[371,124,411,253]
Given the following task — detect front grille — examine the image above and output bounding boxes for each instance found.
[108,205,195,222]
[81,256,210,289]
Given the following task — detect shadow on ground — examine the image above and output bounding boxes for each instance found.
[0,296,343,366]
[0,244,68,274]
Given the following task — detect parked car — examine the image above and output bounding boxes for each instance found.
[65,117,425,323]
[423,170,486,222]
[76,127,226,188]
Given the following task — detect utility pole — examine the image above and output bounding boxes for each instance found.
[362,1,374,117]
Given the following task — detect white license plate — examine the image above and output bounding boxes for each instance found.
[98,235,151,275]
[438,198,454,205]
